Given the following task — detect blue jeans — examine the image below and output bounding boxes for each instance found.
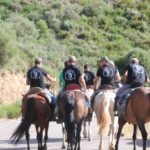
[44,89,56,105]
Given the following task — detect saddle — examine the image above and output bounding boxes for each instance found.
[91,84,113,108]
[24,87,48,104]
[117,84,143,117]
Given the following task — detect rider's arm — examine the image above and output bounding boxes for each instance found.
[114,70,121,83]
[46,74,56,82]
[123,70,128,83]
[93,76,99,91]
[26,77,30,85]
[145,71,150,83]
[79,74,87,92]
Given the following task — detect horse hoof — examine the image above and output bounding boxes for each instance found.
[109,145,115,150]
[84,135,87,139]
[88,137,92,141]
[61,145,66,149]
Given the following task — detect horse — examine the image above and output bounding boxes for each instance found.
[11,87,52,150]
[83,86,94,141]
[57,89,89,150]
[115,86,150,150]
[93,85,118,150]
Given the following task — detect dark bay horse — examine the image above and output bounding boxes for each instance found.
[115,86,150,150]
[57,90,88,150]
[11,88,52,150]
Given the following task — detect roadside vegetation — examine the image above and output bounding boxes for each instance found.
[0,101,21,119]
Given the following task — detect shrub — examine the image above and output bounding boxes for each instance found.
[116,48,150,75]
[0,22,18,67]
[0,101,21,119]
[6,15,39,38]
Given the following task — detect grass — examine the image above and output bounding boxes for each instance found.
[123,122,150,139]
[0,101,21,119]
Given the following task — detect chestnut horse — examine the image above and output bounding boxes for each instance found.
[57,90,88,150]
[11,88,52,150]
[115,86,150,150]
[93,89,118,150]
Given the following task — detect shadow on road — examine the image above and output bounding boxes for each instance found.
[125,138,150,148]
[0,137,63,150]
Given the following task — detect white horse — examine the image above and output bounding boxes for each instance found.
[83,88,94,141]
[93,89,118,150]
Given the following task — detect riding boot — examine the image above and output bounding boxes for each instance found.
[49,103,57,121]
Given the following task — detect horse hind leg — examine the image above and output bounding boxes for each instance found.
[43,123,49,150]
[25,130,30,150]
[83,121,88,139]
[88,121,92,141]
[115,117,126,150]
[138,122,147,150]
[61,123,66,149]
[36,126,44,150]
[133,125,137,150]
[75,122,82,150]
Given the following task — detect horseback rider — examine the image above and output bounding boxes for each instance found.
[63,56,87,91]
[114,57,149,114]
[63,56,91,106]
[108,60,122,89]
[91,57,121,108]
[26,57,56,105]
[59,60,68,91]
[84,64,95,90]
[93,56,121,90]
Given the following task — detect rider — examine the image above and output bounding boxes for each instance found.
[59,60,68,91]
[84,64,95,99]
[108,60,122,88]
[93,56,120,90]
[63,56,90,104]
[91,57,120,108]
[84,64,95,90]
[26,57,56,105]
[114,57,149,114]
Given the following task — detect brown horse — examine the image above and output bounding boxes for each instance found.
[57,90,88,150]
[115,86,150,150]
[11,88,52,150]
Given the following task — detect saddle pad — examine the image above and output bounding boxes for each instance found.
[65,84,81,91]
[27,87,44,95]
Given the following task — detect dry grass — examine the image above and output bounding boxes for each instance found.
[123,122,150,139]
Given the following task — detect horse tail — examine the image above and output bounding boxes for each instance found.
[65,93,75,123]
[11,98,35,144]
[98,91,111,136]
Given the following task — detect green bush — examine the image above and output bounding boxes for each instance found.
[6,15,39,38]
[0,101,21,119]
[116,49,150,75]
[0,22,18,66]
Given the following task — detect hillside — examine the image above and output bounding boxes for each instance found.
[0,0,150,74]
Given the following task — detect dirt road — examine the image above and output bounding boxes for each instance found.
[0,116,150,150]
